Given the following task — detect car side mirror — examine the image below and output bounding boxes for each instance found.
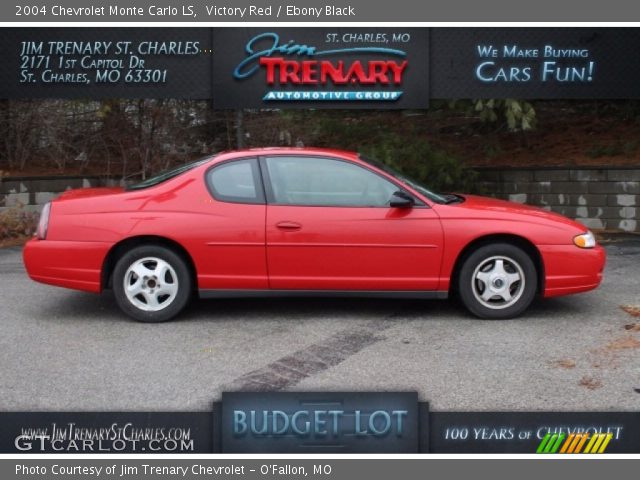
[389,191,414,208]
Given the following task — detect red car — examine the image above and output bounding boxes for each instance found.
[23,148,605,322]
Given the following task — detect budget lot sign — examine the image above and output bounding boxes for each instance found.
[221,392,421,453]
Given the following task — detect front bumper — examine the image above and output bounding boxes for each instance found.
[539,244,606,297]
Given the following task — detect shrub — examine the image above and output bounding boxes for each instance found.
[0,206,38,241]
[449,99,537,132]
[360,136,480,194]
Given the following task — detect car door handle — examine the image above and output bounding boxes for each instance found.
[276,221,302,231]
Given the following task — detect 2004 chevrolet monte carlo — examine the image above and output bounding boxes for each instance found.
[23,148,606,322]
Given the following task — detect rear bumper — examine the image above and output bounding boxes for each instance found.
[23,238,112,293]
[539,244,606,298]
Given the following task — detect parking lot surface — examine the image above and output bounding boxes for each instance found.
[1,238,639,411]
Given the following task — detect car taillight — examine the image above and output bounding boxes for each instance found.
[36,202,51,240]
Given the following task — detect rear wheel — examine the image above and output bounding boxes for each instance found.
[113,245,192,322]
[457,243,537,319]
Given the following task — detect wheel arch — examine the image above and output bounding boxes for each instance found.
[101,235,198,291]
[449,233,544,295]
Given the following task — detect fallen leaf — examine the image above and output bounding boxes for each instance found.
[621,305,640,317]
[624,323,640,332]
[550,359,576,369]
[606,337,640,350]
[579,376,603,390]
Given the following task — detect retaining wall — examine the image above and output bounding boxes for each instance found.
[1,169,639,232]
[476,168,639,232]
[0,176,117,213]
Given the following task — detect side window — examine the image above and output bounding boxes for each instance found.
[206,158,264,204]
[265,156,399,207]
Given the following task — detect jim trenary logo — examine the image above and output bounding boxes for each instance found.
[233,32,409,102]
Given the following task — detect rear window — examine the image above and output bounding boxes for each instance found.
[126,156,213,191]
[206,158,263,204]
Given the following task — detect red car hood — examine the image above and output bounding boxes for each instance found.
[55,187,125,201]
[455,194,584,228]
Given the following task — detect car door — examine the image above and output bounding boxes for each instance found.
[262,155,444,291]
[198,157,268,290]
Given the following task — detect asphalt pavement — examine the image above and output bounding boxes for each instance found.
[0,238,639,411]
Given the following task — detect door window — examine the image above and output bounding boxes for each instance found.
[265,156,399,207]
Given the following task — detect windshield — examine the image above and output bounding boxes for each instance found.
[359,155,449,204]
[126,156,214,191]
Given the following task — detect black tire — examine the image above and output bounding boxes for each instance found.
[457,243,537,319]
[112,245,192,322]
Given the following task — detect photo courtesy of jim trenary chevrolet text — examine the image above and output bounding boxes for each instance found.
[0,0,639,478]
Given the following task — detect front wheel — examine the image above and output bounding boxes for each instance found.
[113,245,192,322]
[457,243,537,319]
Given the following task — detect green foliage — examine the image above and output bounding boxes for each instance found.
[586,140,639,159]
[623,140,639,157]
[360,136,480,194]
[476,99,537,131]
[314,113,388,150]
[450,99,537,132]
[482,143,503,158]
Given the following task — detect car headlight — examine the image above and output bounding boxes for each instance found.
[36,202,51,240]
[573,230,596,249]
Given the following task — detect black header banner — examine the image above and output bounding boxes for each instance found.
[2,28,640,106]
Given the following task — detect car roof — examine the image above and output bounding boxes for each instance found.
[216,147,360,161]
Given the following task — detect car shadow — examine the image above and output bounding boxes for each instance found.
[181,296,448,322]
[40,290,589,324]
[43,291,455,324]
